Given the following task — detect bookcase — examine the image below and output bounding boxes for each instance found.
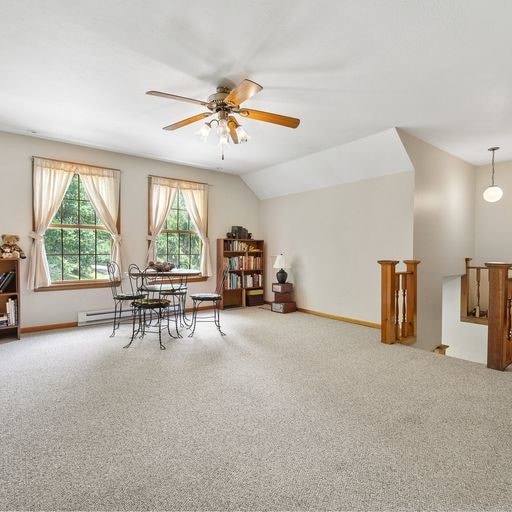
[217,238,264,309]
[0,258,20,340]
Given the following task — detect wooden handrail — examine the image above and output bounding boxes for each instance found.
[465,257,486,270]
[485,263,512,371]
[378,260,420,345]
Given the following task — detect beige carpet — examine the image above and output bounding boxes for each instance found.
[1,307,512,511]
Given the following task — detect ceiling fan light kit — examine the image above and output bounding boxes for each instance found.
[147,79,300,160]
[235,125,250,143]
[196,122,211,142]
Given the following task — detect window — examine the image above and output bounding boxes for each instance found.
[45,174,111,281]
[147,176,211,276]
[155,189,201,269]
[29,157,121,290]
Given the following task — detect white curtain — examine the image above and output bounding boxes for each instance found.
[181,182,211,276]
[28,158,74,290]
[147,176,178,264]
[79,166,122,271]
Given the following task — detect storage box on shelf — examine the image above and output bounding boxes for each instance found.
[246,289,264,306]
[217,238,264,309]
[0,258,20,340]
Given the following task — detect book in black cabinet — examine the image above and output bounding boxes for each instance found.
[0,271,15,291]
[0,259,20,340]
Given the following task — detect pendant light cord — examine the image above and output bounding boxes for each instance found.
[491,148,496,186]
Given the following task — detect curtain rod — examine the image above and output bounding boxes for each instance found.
[148,174,213,187]
[31,158,212,186]
[32,156,121,172]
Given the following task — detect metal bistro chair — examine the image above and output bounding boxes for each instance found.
[188,269,227,337]
[157,275,188,336]
[124,264,171,350]
[142,269,184,338]
[106,261,145,338]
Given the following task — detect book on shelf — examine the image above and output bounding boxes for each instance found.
[224,256,242,270]
[223,239,262,252]
[224,272,242,290]
[242,255,261,270]
[0,271,15,291]
[224,240,249,252]
[6,297,17,326]
[224,255,263,271]
[243,273,262,288]
[223,272,262,290]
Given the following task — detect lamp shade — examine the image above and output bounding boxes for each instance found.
[195,123,211,142]
[273,254,286,269]
[483,147,503,203]
[483,185,503,203]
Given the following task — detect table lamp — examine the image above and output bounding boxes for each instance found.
[273,254,288,284]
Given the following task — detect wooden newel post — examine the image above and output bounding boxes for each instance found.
[378,261,399,344]
[403,260,420,338]
[485,262,512,371]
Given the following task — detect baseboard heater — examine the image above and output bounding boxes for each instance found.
[78,308,134,326]
[78,304,207,327]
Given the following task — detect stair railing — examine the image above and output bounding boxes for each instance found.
[378,260,420,344]
[461,257,489,324]
[485,262,512,371]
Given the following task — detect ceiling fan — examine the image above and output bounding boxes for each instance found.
[146,79,300,156]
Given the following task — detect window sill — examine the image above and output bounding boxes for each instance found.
[35,280,112,292]
[35,275,208,292]
[182,275,208,283]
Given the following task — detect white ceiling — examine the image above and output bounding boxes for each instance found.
[1,0,512,177]
[244,128,413,199]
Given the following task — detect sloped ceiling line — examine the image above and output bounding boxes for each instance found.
[242,128,414,200]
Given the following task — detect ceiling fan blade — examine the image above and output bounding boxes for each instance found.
[224,79,263,107]
[238,108,300,129]
[228,116,240,144]
[163,112,212,131]
[146,90,208,106]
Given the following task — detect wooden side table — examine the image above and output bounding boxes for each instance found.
[271,282,296,313]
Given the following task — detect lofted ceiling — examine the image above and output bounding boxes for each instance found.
[1,0,512,178]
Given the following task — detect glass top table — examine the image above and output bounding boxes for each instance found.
[130,268,202,333]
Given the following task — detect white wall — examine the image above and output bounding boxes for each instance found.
[440,158,512,365]
[0,131,260,327]
[474,159,512,264]
[260,171,414,324]
[399,131,475,351]
[442,276,487,364]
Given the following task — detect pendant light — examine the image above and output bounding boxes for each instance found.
[483,146,503,203]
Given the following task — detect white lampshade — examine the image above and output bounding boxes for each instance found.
[483,147,503,203]
[483,185,503,203]
[195,123,211,142]
[217,118,229,137]
[235,125,250,143]
[273,254,286,269]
